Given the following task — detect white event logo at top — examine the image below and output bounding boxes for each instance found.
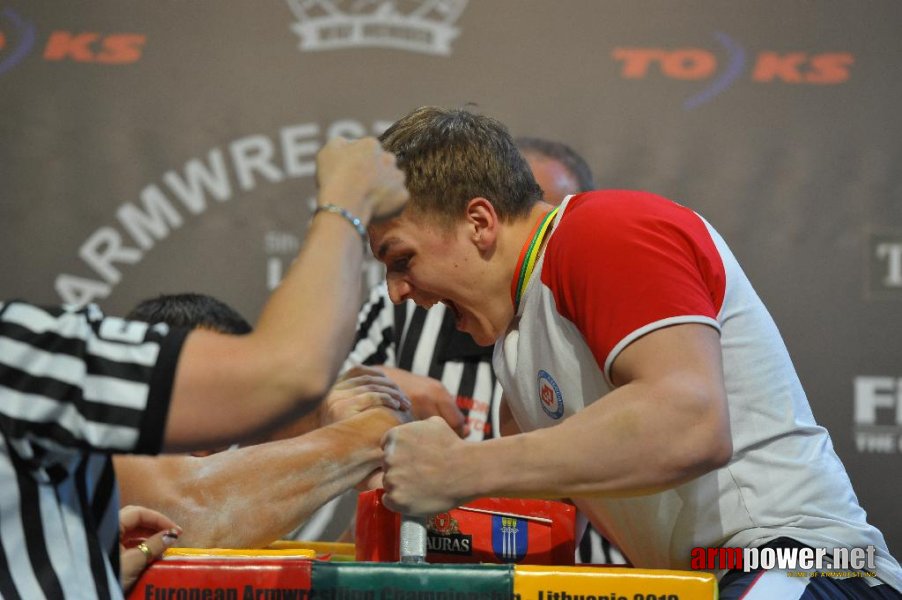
[286,0,468,55]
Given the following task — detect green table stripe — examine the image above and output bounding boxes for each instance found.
[312,563,513,599]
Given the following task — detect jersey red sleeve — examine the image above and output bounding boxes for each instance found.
[540,191,726,382]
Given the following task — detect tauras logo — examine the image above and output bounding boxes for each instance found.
[427,533,472,555]
[853,376,902,454]
[285,0,467,56]
[427,512,472,555]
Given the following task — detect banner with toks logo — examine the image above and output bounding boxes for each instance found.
[0,0,900,557]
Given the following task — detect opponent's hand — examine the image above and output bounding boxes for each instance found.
[380,416,467,515]
[316,137,408,223]
[119,505,181,592]
[379,367,467,436]
[353,406,414,491]
[318,365,412,426]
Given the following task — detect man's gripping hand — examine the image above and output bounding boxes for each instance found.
[380,416,469,515]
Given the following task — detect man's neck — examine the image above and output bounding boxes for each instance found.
[511,201,556,251]
[503,201,557,306]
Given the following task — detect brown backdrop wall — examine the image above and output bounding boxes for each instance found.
[1,0,899,555]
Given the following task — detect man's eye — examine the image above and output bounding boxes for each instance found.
[392,257,410,272]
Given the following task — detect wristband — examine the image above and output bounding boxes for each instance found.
[313,203,368,244]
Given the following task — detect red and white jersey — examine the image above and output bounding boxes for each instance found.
[493,191,902,587]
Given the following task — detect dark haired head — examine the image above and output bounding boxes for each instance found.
[379,106,543,225]
[126,293,252,334]
[514,137,595,193]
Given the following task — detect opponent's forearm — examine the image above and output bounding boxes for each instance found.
[253,213,367,399]
[165,216,366,451]
[199,411,392,548]
[120,410,397,548]
[165,135,408,451]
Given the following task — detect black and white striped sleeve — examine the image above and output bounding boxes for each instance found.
[0,301,188,463]
[343,282,410,370]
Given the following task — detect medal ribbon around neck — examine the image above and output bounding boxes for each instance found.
[511,207,560,312]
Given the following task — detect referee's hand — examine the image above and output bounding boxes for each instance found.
[119,505,181,593]
[317,365,412,426]
[376,367,468,436]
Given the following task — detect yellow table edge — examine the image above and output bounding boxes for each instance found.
[514,565,718,599]
[164,547,317,559]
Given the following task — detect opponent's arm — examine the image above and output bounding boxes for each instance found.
[381,323,731,514]
[163,138,407,451]
[115,407,405,548]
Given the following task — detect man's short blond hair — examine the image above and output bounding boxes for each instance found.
[379,106,543,225]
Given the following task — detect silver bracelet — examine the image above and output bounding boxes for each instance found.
[313,203,368,244]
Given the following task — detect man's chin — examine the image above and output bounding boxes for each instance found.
[451,310,498,346]
[464,326,498,347]
[472,335,497,347]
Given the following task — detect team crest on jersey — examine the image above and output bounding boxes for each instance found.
[491,515,528,562]
[537,369,564,419]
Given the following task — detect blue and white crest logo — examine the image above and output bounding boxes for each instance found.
[286,0,467,56]
[492,515,528,563]
[537,369,564,420]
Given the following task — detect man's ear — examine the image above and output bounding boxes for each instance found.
[465,197,499,250]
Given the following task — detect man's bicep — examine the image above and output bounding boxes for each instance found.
[606,323,732,477]
[609,322,726,391]
[610,323,732,460]
[497,394,521,437]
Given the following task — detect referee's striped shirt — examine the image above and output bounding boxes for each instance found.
[344,283,626,565]
[346,282,501,441]
[0,300,186,599]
